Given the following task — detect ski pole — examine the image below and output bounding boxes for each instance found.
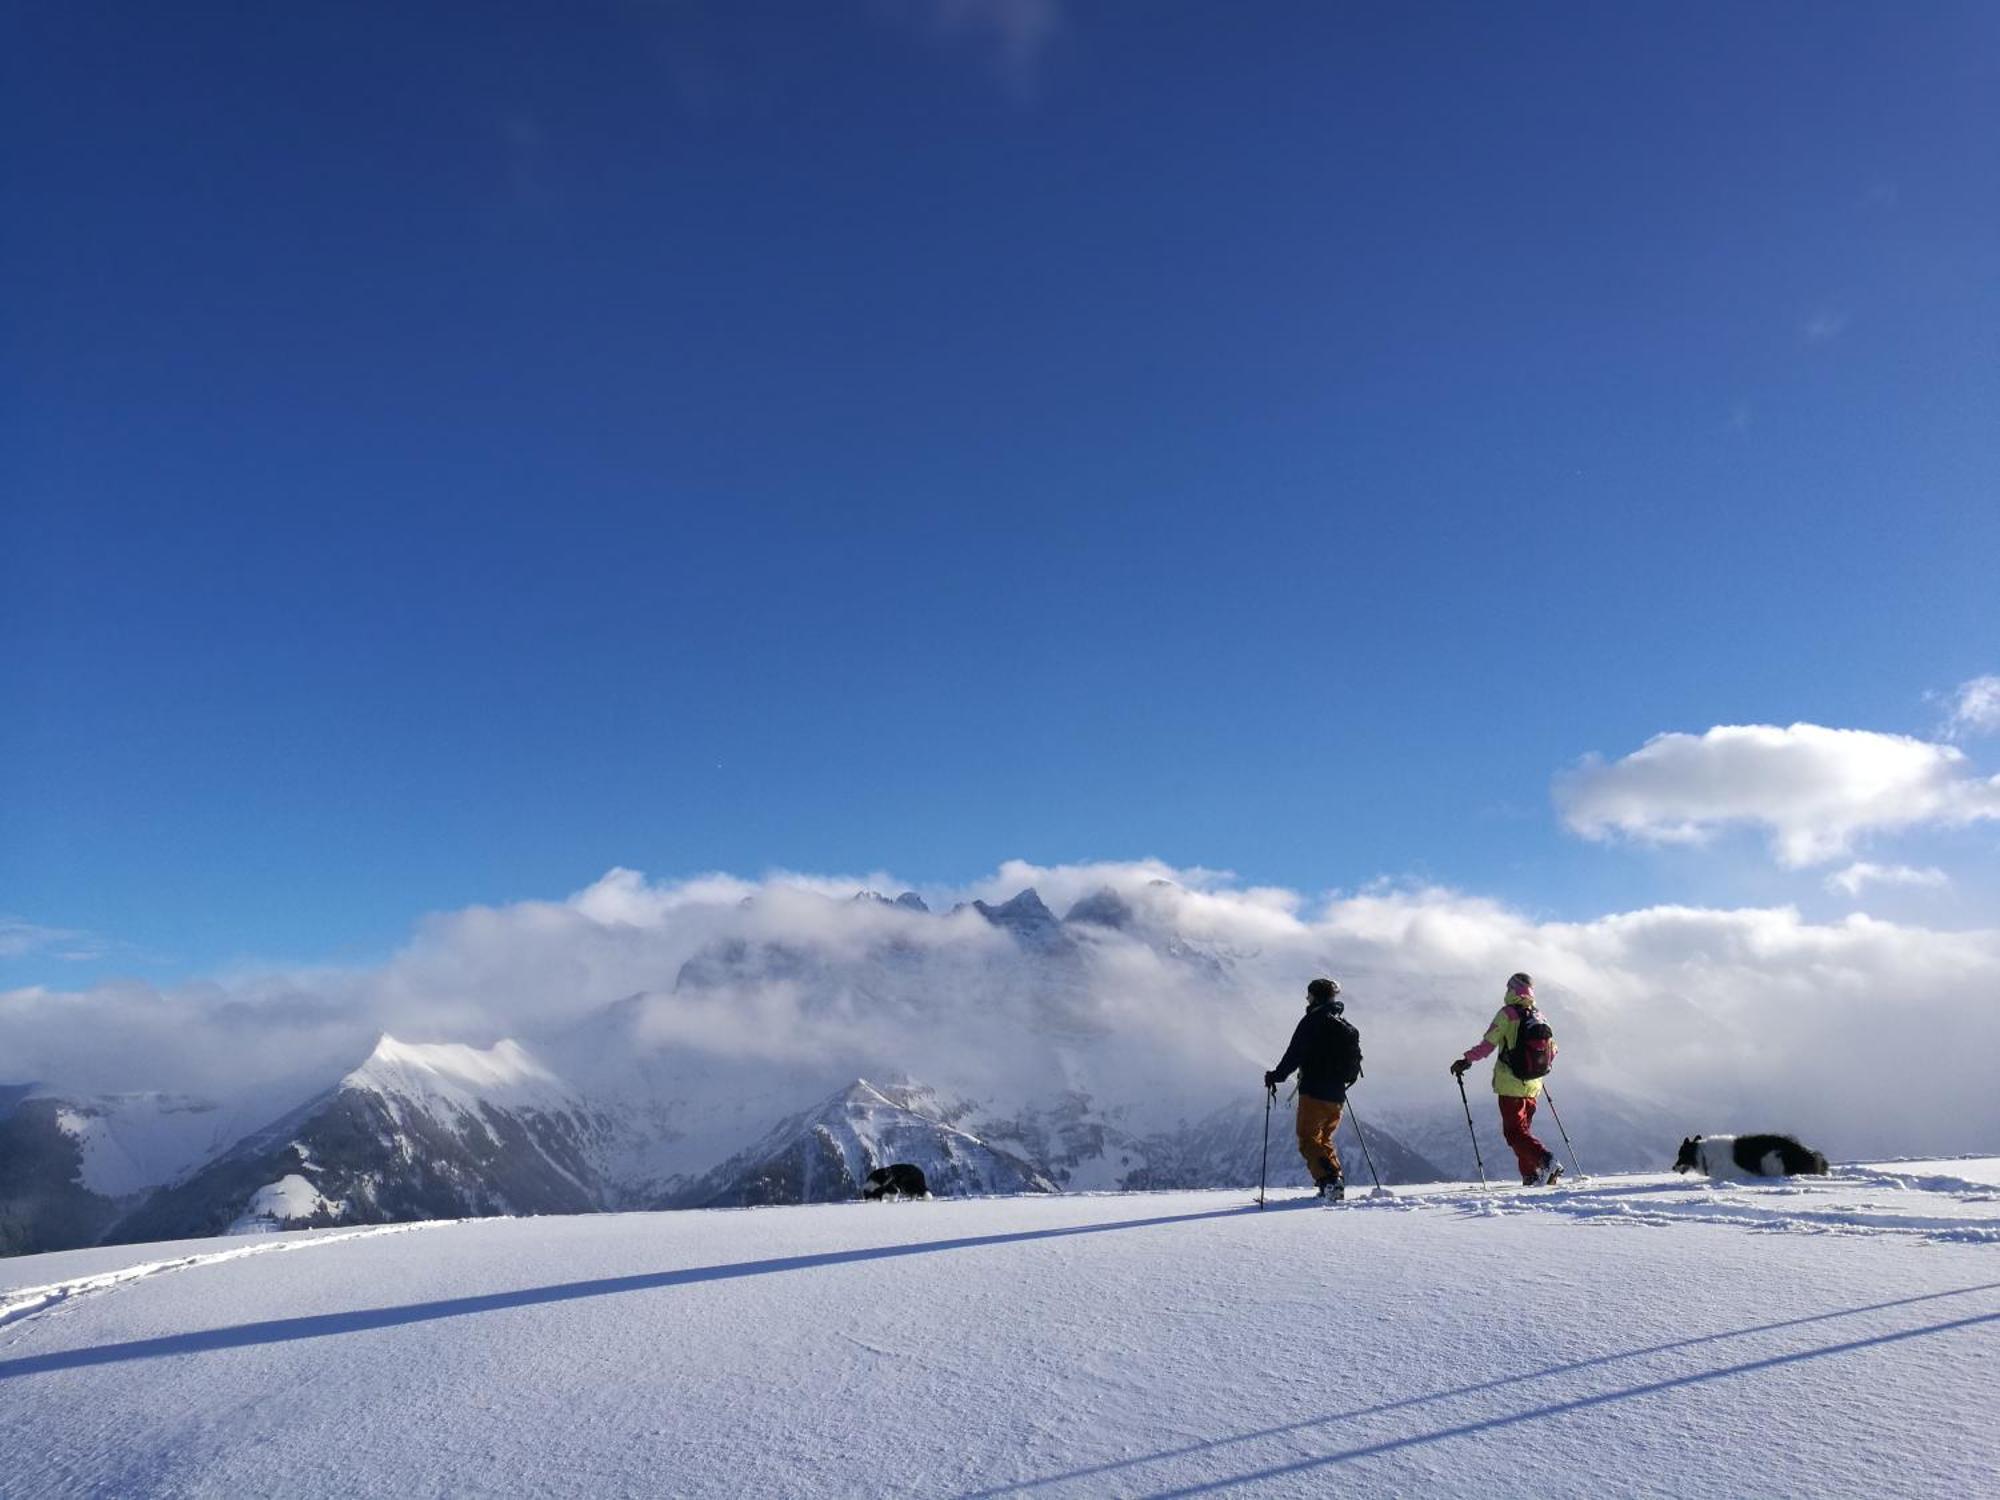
[1258,1082,1275,1208]
[1341,1097,1390,1198]
[1455,1071,1488,1187]
[1542,1088,1585,1178]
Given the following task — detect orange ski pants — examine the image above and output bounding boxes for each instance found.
[1295,1095,1344,1184]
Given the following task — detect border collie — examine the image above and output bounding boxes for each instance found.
[1674,1134,1829,1180]
[862,1163,932,1200]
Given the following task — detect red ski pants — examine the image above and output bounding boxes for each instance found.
[1295,1095,1344,1184]
[1497,1095,1553,1178]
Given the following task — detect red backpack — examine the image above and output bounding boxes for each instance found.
[1503,1004,1558,1080]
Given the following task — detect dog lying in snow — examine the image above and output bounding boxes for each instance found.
[1674,1134,1829,1180]
[862,1164,931,1200]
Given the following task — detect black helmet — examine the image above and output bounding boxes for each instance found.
[1306,977,1341,1004]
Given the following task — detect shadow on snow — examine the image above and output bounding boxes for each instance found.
[965,1281,2000,1498]
[0,1203,1257,1382]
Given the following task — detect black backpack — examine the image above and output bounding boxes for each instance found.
[1502,1005,1557,1081]
[1326,1008,1364,1088]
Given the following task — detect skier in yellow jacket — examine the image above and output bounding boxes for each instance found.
[1450,972,1562,1186]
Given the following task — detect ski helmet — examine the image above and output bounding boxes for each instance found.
[1306,977,1341,1004]
[1507,972,1534,998]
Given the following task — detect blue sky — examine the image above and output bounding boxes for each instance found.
[5,3,1997,987]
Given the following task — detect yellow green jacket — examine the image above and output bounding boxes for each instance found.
[1461,1002,1543,1099]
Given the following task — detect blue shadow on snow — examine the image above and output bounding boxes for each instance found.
[0,1203,1257,1382]
[965,1280,2000,1498]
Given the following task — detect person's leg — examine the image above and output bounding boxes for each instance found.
[1295,1096,1343,1183]
[1517,1095,1554,1174]
[1311,1099,1344,1182]
[1497,1096,1548,1180]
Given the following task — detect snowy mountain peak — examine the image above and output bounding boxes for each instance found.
[848,890,931,915]
[1063,887,1135,929]
[973,888,1060,935]
[673,1075,1055,1207]
[344,1035,561,1104]
[107,1034,617,1247]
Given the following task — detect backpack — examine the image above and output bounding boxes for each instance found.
[1327,1010,1364,1088]
[1503,1005,1557,1080]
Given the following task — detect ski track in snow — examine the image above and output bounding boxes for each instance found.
[1416,1165,2000,1245]
[0,1220,454,1332]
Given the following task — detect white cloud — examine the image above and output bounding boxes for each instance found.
[1943,675,2000,741]
[1556,722,2000,867]
[5,860,1999,1158]
[1824,862,1950,898]
[1803,309,1848,343]
[0,917,104,962]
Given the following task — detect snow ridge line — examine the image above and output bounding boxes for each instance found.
[0,1221,455,1333]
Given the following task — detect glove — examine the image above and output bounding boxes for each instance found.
[1263,1070,1280,1090]
[1449,1058,1471,1078]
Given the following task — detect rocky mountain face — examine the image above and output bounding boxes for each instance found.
[0,1089,248,1256]
[1,1095,125,1256]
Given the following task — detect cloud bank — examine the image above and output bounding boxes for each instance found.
[1556,722,2000,867]
[5,860,1997,1160]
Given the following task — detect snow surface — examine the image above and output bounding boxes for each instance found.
[2,1167,1996,1498]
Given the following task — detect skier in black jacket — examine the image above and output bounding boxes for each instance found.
[1265,977,1363,1200]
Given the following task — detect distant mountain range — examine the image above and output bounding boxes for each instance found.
[2,885,1686,1256]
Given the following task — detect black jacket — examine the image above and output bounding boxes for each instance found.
[1270,1000,1362,1103]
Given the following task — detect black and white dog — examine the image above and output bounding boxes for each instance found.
[1674,1134,1829,1180]
[862,1163,932,1200]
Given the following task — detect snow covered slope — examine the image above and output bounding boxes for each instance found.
[671,1079,1057,1206]
[36,1092,239,1199]
[3,1164,1995,1497]
[110,1037,619,1243]
[0,1091,253,1255]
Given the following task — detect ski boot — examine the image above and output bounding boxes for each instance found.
[1543,1159,1564,1187]
[1319,1174,1345,1203]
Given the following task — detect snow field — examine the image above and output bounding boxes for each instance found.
[0,1221,449,1331]
[1,1169,1996,1498]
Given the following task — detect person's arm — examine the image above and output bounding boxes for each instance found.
[1462,1006,1512,1063]
[1268,1014,1310,1083]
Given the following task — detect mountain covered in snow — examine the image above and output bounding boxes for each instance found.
[0,1089,270,1256]
[111,1037,619,1245]
[671,1079,1057,1207]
